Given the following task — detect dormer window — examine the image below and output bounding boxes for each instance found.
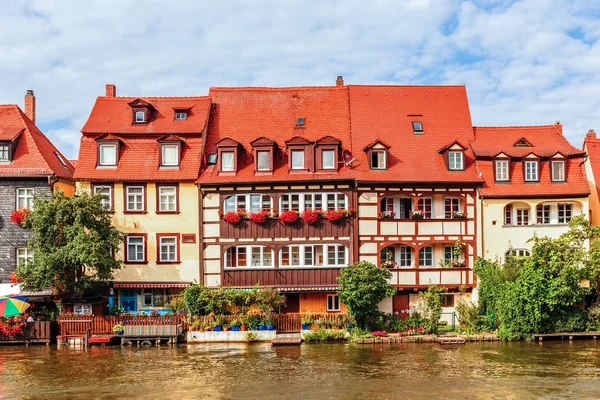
[257,151,271,171]
[495,158,509,181]
[215,137,241,175]
[412,121,423,134]
[291,150,305,169]
[250,137,276,174]
[315,136,340,172]
[0,144,9,161]
[322,149,335,169]
[221,152,235,171]
[525,160,538,181]
[175,111,187,120]
[135,111,146,123]
[161,144,179,167]
[99,143,117,166]
[285,136,312,172]
[371,150,387,170]
[551,160,565,181]
[448,151,464,170]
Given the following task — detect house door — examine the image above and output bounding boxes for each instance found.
[281,293,300,313]
[120,289,137,312]
[393,294,410,320]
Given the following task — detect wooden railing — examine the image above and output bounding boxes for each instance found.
[0,321,53,343]
[190,313,344,333]
[220,217,354,239]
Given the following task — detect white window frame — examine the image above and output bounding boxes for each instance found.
[98,144,117,166]
[16,188,34,209]
[279,244,348,268]
[552,160,565,182]
[291,150,305,170]
[370,150,387,170]
[126,236,145,262]
[448,151,463,170]
[73,304,93,315]
[175,112,187,120]
[161,144,179,167]
[135,111,146,122]
[16,248,34,267]
[536,204,550,225]
[158,186,177,212]
[256,150,271,171]
[398,246,413,268]
[327,294,340,312]
[0,145,9,161]
[279,192,347,212]
[221,151,235,172]
[223,194,272,213]
[418,246,433,267]
[322,149,335,169]
[525,160,538,181]
[495,159,509,181]
[224,246,273,269]
[506,248,531,257]
[93,185,112,211]
[159,236,178,262]
[516,208,529,226]
[126,186,144,212]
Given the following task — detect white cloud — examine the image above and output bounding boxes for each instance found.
[0,0,598,158]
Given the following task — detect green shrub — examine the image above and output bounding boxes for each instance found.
[455,294,480,335]
[303,328,347,342]
[552,308,588,333]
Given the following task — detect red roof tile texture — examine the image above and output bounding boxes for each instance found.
[75,95,211,181]
[0,105,74,179]
[196,86,353,184]
[473,125,588,198]
[584,135,600,200]
[347,85,483,184]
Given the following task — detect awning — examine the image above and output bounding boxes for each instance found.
[0,284,52,299]
[278,286,338,292]
[113,282,191,289]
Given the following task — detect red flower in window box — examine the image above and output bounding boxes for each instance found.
[324,209,345,222]
[222,211,244,225]
[9,271,19,283]
[301,209,321,225]
[248,210,270,224]
[279,210,299,223]
[10,207,30,227]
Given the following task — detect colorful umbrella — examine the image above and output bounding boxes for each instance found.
[0,295,30,317]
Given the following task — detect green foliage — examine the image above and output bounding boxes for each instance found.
[418,284,444,333]
[303,328,348,342]
[183,284,285,316]
[17,191,123,297]
[551,308,588,333]
[455,294,480,335]
[337,261,396,328]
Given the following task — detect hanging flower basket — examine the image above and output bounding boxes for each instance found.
[279,210,299,223]
[222,211,245,225]
[248,210,270,224]
[301,209,322,225]
[324,209,346,222]
[10,207,30,227]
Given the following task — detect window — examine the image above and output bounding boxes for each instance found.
[224,194,272,213]
[175,112,187,120]
[322,150,335,169]
[398,247,413,267]
[142,289,167,307]
[506,248,531,257]
[495,160,509,181]
[380,246,395,265]
[296,117,305,127]
[448,151,464,170]
[444,198,460,217]
[182,234,196,244]
[221,151,234,172]
[126,236,145,262]
[55,152,68,167]
[516,208,529,226]
[161,144,179,167]
[536,204,550,224]
[207,153,218,165]
[125,186,144,212]
[158,186,177,212]
[16,248,33,267]
[327,294,340,312]
[419,246,433,267]
[73,304,93,315]
[370,150,387,170]
[442,295,454,307]
[504,205,512,225]
[159,236,178,262]
[0,145,9,161]
[291,150,304,170]
[552,160,565,181]
[93,185,112,211]
[280,244,347,267]
[99,144,117,166]
[257,150,271,171]
[279,193,347,212]
[412,121,423,134]
[525,160,538,181]
[225,246,273,268]
[444,246,454,262]
[381,197,413,219]
[16,188,34,209]
[417,198,432,218]
[135,111,145,122]
[558,203,573,223]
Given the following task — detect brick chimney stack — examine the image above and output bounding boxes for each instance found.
[587,129,596,139]
[106,84,116,97]
[24,90,36,124]
[336,76,344,86]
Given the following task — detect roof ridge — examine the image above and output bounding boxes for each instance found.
[474,124,557,129]
[99,96,211,100]
[209,86,346,92]
[348,84,466,88]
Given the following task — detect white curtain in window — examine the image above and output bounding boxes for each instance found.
[322,150,335,169]
[100,145,116,165]
[257,151,270,170]
[221,152,234,171]
[291,151,304,169]
[162,145,178,166]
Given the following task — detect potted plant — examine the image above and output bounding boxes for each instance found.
[246,309,262,331]
[10,207,30,227]
[324,209,345,222]
[264,314,275,331]
[279,210,299,223]
[381,260,398,269]
[378,210,396,219]
[239,315,247,331]
[248,209,270,224]
[409,210,425,219]
[448,211,467,219]
[223,210,245,225]
[301,314,313,330]
[214,314,226,332]
[343,314,355,330]
[301,209,321,225]
[112,324,124,336]
[230,316,241,332]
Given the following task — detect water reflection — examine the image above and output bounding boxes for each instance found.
[1,341,599,399]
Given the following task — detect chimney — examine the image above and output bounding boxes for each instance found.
[24,90,36,124]
[106,84,116,98]
[336,75,344,87]
[587,129,596,139]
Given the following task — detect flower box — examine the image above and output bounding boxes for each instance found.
[279,210,299,223]
[324,209,347,222]
[222,211,246,225]
[447,212,467,219]
[378,211,396,219]
[301,209,322,225]
[248,210,270,224]
[10,207,30,227]
[409,210,426,219]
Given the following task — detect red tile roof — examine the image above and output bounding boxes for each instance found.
[0,105,74,180]
[347,85,483,184]
[584,135,600,200]
[473,125,589,198]
[75,95,211,182]
[196,86,353,184]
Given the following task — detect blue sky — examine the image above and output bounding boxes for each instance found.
[1,0,599,159]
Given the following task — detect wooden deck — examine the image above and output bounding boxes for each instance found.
[88,335,114,344]
[437,336,466,345]
[272,334,302,346]
[534,332,600,342]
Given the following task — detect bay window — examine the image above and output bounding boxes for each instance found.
[225,246,273,268]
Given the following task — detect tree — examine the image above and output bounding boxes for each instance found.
[418,284,445,333]
[17,191,123,305]
[337,261,396,328]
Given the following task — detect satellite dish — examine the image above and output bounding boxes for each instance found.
[343,150,357,166]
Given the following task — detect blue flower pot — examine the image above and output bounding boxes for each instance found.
[250,327,258,331]
[231,326,240,332]
[214,326,222,332]
[301,324,309,330]
[266,325,275,331]
[116,331,123,336]
[346,324,353,329]
[258,325,265,331]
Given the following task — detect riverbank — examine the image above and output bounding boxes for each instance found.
[354,333,499,344]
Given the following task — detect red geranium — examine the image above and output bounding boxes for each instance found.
[0,316,25,336]
[10,207,30,227]
[371,330,389,337]
[279,210,299,223]
[324,209,345,222]
[248,210,270,224]
[9,271,19,283]
[223,211,244,225]
[301,209,321,225]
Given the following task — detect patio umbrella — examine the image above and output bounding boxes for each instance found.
[0,295,30,317]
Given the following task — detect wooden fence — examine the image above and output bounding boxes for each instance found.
[0,321,53,343]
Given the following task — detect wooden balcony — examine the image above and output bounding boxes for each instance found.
[222,267,343,288]
[377,218,475,237]
[387,267,474,288]
[219,217,354,239]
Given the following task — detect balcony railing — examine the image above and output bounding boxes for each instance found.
[219,217,354,239]
[377,217,474,236]
[386,267,474,288]
[222,266,343,287]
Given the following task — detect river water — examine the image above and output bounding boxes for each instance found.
[1,341,600,399]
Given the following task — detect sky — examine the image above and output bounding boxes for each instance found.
[1,0,599,160]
